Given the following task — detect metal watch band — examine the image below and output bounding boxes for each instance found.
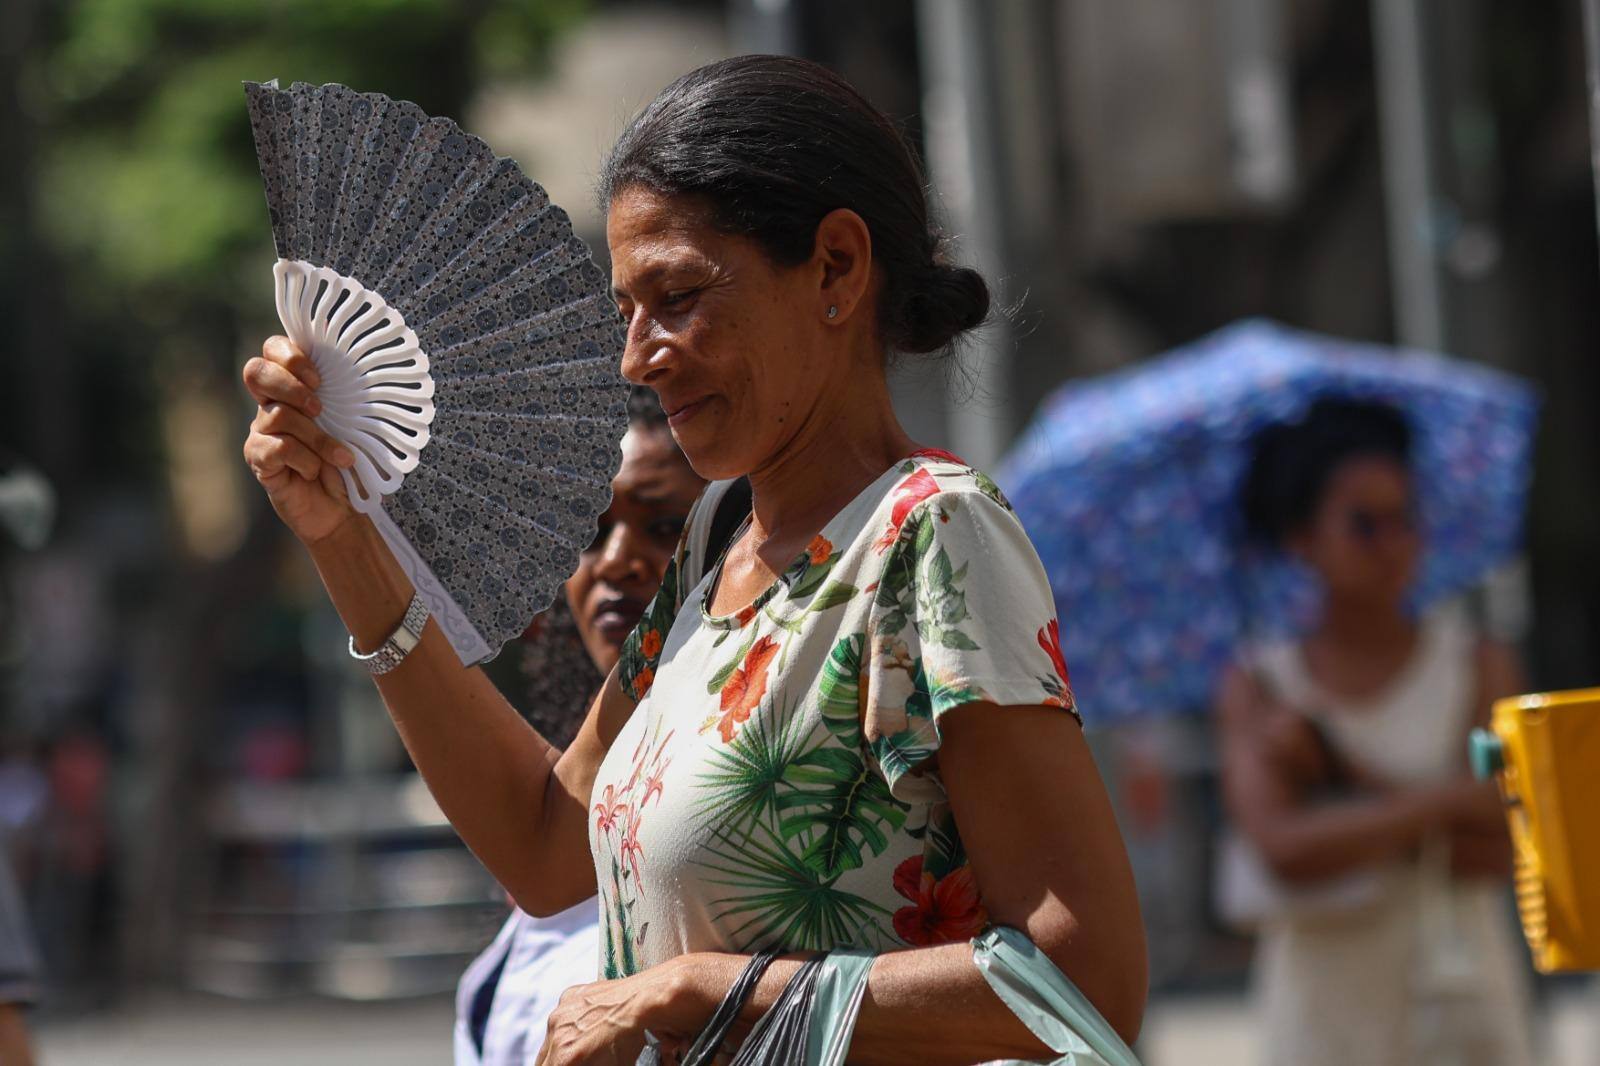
[348,592,430,676]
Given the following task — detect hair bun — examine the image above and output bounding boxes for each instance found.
[897,262,991,355]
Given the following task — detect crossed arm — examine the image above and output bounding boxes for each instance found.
[1217,643,1518,886]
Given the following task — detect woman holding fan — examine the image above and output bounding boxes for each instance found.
[243,55,1146,1064]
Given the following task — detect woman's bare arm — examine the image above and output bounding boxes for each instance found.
[244,337,634,915]
[1217,664,1476,885]
[307,513,639,915]
[1447,638,1524,877]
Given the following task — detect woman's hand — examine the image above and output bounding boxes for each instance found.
[536,959,708,1066]
[241,336,359,545]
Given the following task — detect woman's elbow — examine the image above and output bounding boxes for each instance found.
[1096,971,1147,1049]
[1034,917,1148,1048]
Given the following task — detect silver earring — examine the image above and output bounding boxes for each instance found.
[826,305,838,319]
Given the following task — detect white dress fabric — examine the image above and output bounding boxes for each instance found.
[453,900,599,1066]
[1248,604,1535,1066]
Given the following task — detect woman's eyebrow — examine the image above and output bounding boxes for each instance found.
[611,265,664,303]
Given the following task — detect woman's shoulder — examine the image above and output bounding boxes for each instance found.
[858,449,1020,550]
[896,448,1015,507]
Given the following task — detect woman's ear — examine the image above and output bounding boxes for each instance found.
[812,207,873,325]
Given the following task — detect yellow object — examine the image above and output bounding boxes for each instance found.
[1479,688,1600,973]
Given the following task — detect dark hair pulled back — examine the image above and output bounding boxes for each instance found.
[1239,397,1413,545]
[599,54,989,356]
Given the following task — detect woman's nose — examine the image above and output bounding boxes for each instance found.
[619,310,671,386]
[593,522,650,584]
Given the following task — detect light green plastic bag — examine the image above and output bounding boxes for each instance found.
[972,926,1143,1066]
[803,949,875,1066]
[801,928,1141,1066]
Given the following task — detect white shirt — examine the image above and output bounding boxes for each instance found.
[453,899,599,1066]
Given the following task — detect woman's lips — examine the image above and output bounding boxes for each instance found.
[666,396,709,427]
[592,597,648,642]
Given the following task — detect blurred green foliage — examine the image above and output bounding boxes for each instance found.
[32,0,587,325]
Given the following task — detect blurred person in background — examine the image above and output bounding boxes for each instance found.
[455,387,706,1066]
[0,453,57,1066]
[1217,398,1533,1066]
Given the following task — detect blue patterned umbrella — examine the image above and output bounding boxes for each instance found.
[997,319,1538,723]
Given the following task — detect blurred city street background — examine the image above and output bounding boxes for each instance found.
[3,0,1599,1062]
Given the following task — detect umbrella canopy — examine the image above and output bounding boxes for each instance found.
[997,319,1538,723]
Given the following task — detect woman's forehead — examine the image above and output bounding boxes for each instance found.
[607,188,709,250]
[616,426,699,492]
[1323,455,1412,501]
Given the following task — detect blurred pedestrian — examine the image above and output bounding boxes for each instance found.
[454,387,706,1065]
[0,453,51,1066]
[1217,398,1534,1065]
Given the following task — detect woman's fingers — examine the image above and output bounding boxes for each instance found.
[262,335,320,388]
[244,427,325,484]
[243,337,323,415]
[253,402,354,470]
[318,461,349,502]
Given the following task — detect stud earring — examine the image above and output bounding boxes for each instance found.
[826,305,839,319]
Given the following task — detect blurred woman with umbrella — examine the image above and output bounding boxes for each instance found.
[1218,398,1533,1066]
[1001,321,1542,1062]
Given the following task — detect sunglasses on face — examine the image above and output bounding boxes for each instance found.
[1345,507,1418,542]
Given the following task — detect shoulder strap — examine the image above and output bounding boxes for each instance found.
[681,477,752,592]
[706,476,752,567]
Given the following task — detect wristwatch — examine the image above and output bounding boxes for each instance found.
[348,592,430,675]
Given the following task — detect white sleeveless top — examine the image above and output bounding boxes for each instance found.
[1245,604,1534,1066]
[1251,602,1476,785]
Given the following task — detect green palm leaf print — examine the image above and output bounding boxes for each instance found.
[775,746,910,879]
[694,698,810,842]
[698,821,891,952]
[817,635,866,748]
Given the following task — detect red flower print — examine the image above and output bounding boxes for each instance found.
[891,855,988,946]
[734,604,759,628]
[874,468,942,552]
[619,807,646,893]
[911,447,967,466]
[640,758,670,809]
[631,665,656,700]
[716,636,780,742]
[593,784,628,834]
[1037,619,1071,689]
[807,535,834,566]
[639,628,663,659]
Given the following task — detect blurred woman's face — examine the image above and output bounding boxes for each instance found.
[606,185,850,482]
[1292,456,1420,608]
[565,425,705,673]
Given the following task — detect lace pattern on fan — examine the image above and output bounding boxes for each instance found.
[246,79,629,666]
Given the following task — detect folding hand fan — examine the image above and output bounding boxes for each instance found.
[244,80,628,665]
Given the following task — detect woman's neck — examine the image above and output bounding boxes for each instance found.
[744,362,916,554]
[1314,594,1415,650]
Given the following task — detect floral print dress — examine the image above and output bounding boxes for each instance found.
[588,451,1078,979]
